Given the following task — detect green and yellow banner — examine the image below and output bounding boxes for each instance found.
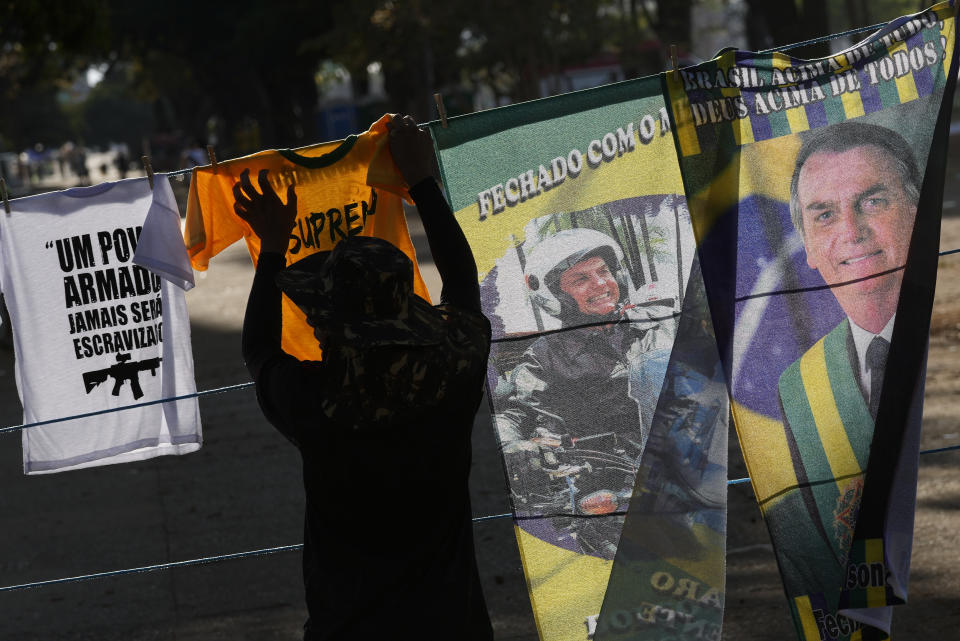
[432,75,727,640]
[665,3,958,639]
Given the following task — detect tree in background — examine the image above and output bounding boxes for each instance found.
[106,0,335,160]
[1,0,932,167]
[80,64,155,155]
[0,1,110,150]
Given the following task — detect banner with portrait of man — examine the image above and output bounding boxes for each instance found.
[665,3,958,640]
[431,76,726,640]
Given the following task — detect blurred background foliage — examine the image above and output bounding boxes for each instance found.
[0,0,934,170]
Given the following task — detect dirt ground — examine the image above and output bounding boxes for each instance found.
[0,166,958,640]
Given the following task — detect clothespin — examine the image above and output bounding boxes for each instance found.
[670,44,679,73]
[0,178,10,214]
[434,93,448,128]
[142,155,154,189]
[207,145,218,174]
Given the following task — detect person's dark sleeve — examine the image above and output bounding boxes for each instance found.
[241,251,310,446]
[409,178,480,312]
[242,252,286,379]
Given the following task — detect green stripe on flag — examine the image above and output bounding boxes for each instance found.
[875,73,902,109]
[925,24,948,92]
[782,346,847,561]
[767,108,791,138]
[823,90,848,125]
[823,325,874,469]
[780,361,832,485]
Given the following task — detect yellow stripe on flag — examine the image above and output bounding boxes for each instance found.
[666,70,701,157]
[799,340,863,490]
[515,526,610,640]
[739,135,799,204]
[732,110,755,146]
[891,42,920,104]
[771,53,791,70]
[794,596,822,641]
[864,537,884,563]
[840,90,865,119]
[834,50,864,118]
[785,95,810,134]
[866,538,887,607]
[713,51,754,145]
[768,54,811,134]
[730,402,798,506]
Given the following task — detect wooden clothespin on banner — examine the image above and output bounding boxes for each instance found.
[207,145,218,174]
[433,93,448,128]
[142,156,154,189]
[1,178,10,214]
[670,44,679,73]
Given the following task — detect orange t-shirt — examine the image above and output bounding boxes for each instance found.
[184,114,430,361]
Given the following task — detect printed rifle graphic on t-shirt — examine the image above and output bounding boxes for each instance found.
[49,226,165,399]
[82,352,161,400]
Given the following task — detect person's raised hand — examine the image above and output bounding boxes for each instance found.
[233,168,297,255]
[386,114,438,188]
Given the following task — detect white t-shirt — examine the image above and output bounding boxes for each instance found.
[0,175,202,474]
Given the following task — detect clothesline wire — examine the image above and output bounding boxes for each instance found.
[759,20,887,54]
[0,382,254,436]
[1,442,957,594]
[3,247,960,436]
[0,544,304,594]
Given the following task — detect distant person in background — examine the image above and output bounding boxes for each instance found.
[115,149,129,179]
[180,138,209,169]
[57,142,72,179]
[72,147,90,186]
[237,115,493,640]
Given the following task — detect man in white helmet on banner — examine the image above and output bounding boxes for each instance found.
[494,227,677,557]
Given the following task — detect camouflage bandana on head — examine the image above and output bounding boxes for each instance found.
[275,236,442,347]
[319,305,491,430]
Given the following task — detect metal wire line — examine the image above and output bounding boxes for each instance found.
[1,443,957,593]
[4,246,959,436]
[0,382,255,435]
[760,21,888,54]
